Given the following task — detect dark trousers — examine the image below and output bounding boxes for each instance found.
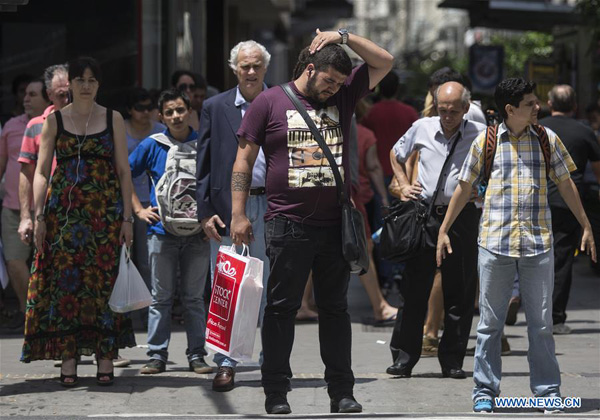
[261,216,354,399]
[389,204,480,371]
[551,206,581,325]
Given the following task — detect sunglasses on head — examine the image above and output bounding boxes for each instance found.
[133,103,156,112]
[177,83,196,92]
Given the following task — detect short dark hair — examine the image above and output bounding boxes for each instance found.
[158,88,191,113]
[12,73,33,96]
[29,77,49,102]
[68,56,102,84]
[125,87,151,110]
[378,71,399,99]
[548,85,576,113]
[494,78,536,119]
[292,44,352,80]
[428,67,464,89]
[171,70,196,88]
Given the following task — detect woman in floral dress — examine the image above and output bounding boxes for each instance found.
[21,57,136,387]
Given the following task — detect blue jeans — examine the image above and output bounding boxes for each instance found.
[146,232,210,363]
[473,247,561,402]
[211,194,269,368]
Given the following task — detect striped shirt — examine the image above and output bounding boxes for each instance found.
[459,123,576,257]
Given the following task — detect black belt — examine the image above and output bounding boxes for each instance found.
[433,202,476,216]
[249,187,266,196]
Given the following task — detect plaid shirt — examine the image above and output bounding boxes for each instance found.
[459,123,576,257]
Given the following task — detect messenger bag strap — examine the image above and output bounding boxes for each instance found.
[280,83,349,205]
[425,126,462,217]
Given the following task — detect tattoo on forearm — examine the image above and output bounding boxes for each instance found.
[231,172,251,192]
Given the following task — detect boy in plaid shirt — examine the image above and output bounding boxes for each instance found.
[436,78,596,413]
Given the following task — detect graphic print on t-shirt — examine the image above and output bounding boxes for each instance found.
[286,106,343,188]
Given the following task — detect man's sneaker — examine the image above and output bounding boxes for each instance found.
[140,359,166,374]
[189,357,212,374]
[505,297,520,325]
[553,323,571,335]
[421,335,439,357]
[501,335,511,356]
[473,399,493,413]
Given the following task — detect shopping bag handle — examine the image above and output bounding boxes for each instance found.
[228,243,249,256]
[124,245,132,263]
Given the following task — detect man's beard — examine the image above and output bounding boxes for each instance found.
[305,73,323,103]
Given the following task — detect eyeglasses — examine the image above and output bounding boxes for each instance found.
[133,103,156,112]
[55,91,69,99]
[177,83,196,92]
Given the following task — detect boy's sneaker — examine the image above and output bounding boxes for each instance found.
[473,399,493,413]
[140,359,166,374]
[552,323,571,335]
[189,357,212,374]
[542,406,565,414]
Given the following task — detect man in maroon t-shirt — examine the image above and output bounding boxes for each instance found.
[230,29,393,415]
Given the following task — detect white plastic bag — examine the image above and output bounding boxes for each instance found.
[109,246,152,313]
[206,244,264,362]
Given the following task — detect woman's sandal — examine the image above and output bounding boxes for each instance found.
[96,371,114,386]
[59,359,78,387]
[96,359,114,386]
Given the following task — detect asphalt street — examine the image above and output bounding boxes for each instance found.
[1,255,598,419]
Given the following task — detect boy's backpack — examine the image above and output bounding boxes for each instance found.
[480,124,552,192]
[150,133,203,236]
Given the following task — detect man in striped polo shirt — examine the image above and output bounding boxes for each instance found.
[436,78,596,413]
[17,64,69,246]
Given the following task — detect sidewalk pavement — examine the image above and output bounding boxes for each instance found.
[1,256,598,418]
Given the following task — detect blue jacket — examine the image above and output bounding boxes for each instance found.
[196,88,241,232]
[129,127,198,235]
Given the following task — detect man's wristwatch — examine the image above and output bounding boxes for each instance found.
[123,215,134,223]
[35,214,45,222]
[338,28,349,45]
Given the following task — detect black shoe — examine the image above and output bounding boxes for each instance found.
[442,368,467,379]
[386,362,412,377]
[331,396,363,413]
[265,393,291,414]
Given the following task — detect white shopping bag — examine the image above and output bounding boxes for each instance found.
[0,239,8,289]
[205,244,264,362]
[109,246,152,313]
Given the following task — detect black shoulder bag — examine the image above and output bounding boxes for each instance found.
[380,132,460,262]
[280,84,369,274]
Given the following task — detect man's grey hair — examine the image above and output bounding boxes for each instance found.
[434,82,471,107]
[228,40,271,72]
[548,84,576,113]
[43,64,68,90]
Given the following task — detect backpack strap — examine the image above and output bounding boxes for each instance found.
[532,124,551,177]
[150,132,176,148]
[483,124,498,184]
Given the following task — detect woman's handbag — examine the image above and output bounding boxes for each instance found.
[109,246,152,313]
[280,84,369,274]
[380,134,460,262]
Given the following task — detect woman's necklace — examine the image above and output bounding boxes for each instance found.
[67,104,94,149]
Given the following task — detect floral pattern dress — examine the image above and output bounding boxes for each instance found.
[21,109,136,362]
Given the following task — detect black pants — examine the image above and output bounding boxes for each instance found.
[261,216,354,399]
[389,204,480,371]
[551,206,581,325]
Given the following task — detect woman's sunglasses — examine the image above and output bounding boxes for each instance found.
[133,103,156,112]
